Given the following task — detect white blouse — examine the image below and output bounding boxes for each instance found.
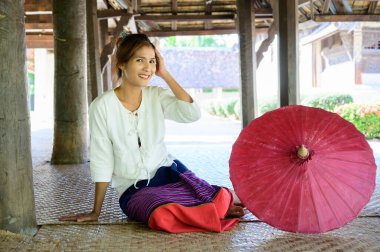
[89,86,201,197]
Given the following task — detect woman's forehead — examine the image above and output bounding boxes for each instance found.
[133,46,155,58]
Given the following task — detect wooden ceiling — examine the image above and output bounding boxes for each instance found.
[25,0,380,48]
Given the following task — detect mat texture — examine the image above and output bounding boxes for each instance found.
[1,218,380,251]
[34,156,379,225]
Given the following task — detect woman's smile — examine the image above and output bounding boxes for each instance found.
[138,74,151,80]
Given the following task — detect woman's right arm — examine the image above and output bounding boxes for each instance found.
[59,182,109,222]
[60,99,114,222]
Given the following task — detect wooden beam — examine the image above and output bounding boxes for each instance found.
[331,0,352,14]
[205,1,213,30]
[368,2,378,14]
[304,0,335,14]
[86,0,102,103]
[134,14,235,22]
[98,19,112,91]
[322,0,332,14]
[312,41,322,88]
[25,14,52,23]
[25,22,53,30]
[25,0,52,12]
[256,22,276,67]
[276,0,300,106]
[171,0,178,30]
[237,0,258,126]
[26,34,54,48]
[136,20,161,31]
[314,14,380,22]
[144,28,237,37]
[97,9,131,20]
[132,0,141,13]
[140,1,236,8]
[100,15,132,71]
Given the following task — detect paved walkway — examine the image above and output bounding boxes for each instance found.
[31,111,379,168]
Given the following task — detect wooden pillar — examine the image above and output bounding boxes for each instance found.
[86,0,102,103]
[0,1,37,235]
[237,0,258,128]
[276,0,300,106]
[312,41,322,88]
[51,0,88,164]
[353,25,363,85]
[99,19,112,91]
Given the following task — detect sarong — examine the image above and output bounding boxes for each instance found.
[119,160,239,233]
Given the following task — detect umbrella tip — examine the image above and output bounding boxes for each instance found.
[297,145,310,160]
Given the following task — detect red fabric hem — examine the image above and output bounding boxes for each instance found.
[148,188,239,233]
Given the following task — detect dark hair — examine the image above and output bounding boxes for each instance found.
[113,33,157,82]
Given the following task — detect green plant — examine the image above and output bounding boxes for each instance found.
[259,99,279,115]
[334,104,380,139]
[303,94,353,112]
[215,102,227,117]
[223,99,238,118]
[204,100,217,116]
[233,101,241,120]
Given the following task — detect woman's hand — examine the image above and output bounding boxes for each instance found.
[59,210,100,222]
[154,49,168,78]
[59,182,108,223]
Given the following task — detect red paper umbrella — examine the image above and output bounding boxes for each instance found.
[230,105,377,233]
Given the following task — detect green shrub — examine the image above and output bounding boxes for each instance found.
[334,103,380,139]
[233,101,241,120]
[303,94,353,112]
[259,99,279,115]
[215,102,227,117]
[204,100,217,116]
[224,99,238,117]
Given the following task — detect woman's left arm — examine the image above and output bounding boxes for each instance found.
[155,49,193,103]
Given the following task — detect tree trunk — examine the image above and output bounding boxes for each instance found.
[0,0,37,235]
[51,0,88,164]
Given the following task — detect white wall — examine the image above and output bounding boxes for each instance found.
[33,49,54,129]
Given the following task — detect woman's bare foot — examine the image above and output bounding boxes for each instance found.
[229,189,245,207]
[227,204,245,218]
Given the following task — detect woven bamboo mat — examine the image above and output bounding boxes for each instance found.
[33,143,379,225]
[1,218,380,251]
[33,164,128,225]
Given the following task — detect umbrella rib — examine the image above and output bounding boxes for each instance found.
[305,111,337,147]
[255,162,301,221]
[318,161,374,203]
[297,172,321,232]
[235,136,291,156]
[278,162,305,227]
[319,158,375,183]
[309,167,342,229]
[265,112,297,146]
[317,135,365,152]
[316,169,358,217]
[313,124,360,151]
[307,113,354,150]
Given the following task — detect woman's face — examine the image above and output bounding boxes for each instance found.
[121,45,157,87]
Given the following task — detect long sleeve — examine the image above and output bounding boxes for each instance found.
[157,87,201,123]
[89,99,114,182]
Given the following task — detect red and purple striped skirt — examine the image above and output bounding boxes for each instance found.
[119,160,239,233]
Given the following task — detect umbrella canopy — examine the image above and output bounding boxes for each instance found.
[230,105,377,233]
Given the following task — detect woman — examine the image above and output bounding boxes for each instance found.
[59,33,244,233]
